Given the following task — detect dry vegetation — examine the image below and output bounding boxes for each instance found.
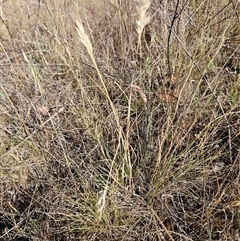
[0,0,240,240]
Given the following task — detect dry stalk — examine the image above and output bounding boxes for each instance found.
[75,19,120,127]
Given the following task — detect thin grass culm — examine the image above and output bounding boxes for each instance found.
[136,0,152,54]
[75,19,105,92]
[75,19,119,127]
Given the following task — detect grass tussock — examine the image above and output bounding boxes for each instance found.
[0,0,240,240]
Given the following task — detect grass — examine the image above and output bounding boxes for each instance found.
[0,0,239,240]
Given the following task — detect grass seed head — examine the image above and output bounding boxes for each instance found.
[136,0,152,48]
[75,19,93,55]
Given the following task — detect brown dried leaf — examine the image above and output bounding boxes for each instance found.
[37,106,49,116]
[157,89,177,103]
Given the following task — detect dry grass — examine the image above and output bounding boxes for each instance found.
[136,0,152,52]
[0,0,240,240]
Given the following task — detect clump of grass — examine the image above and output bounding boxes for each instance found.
[0,0,239,240]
